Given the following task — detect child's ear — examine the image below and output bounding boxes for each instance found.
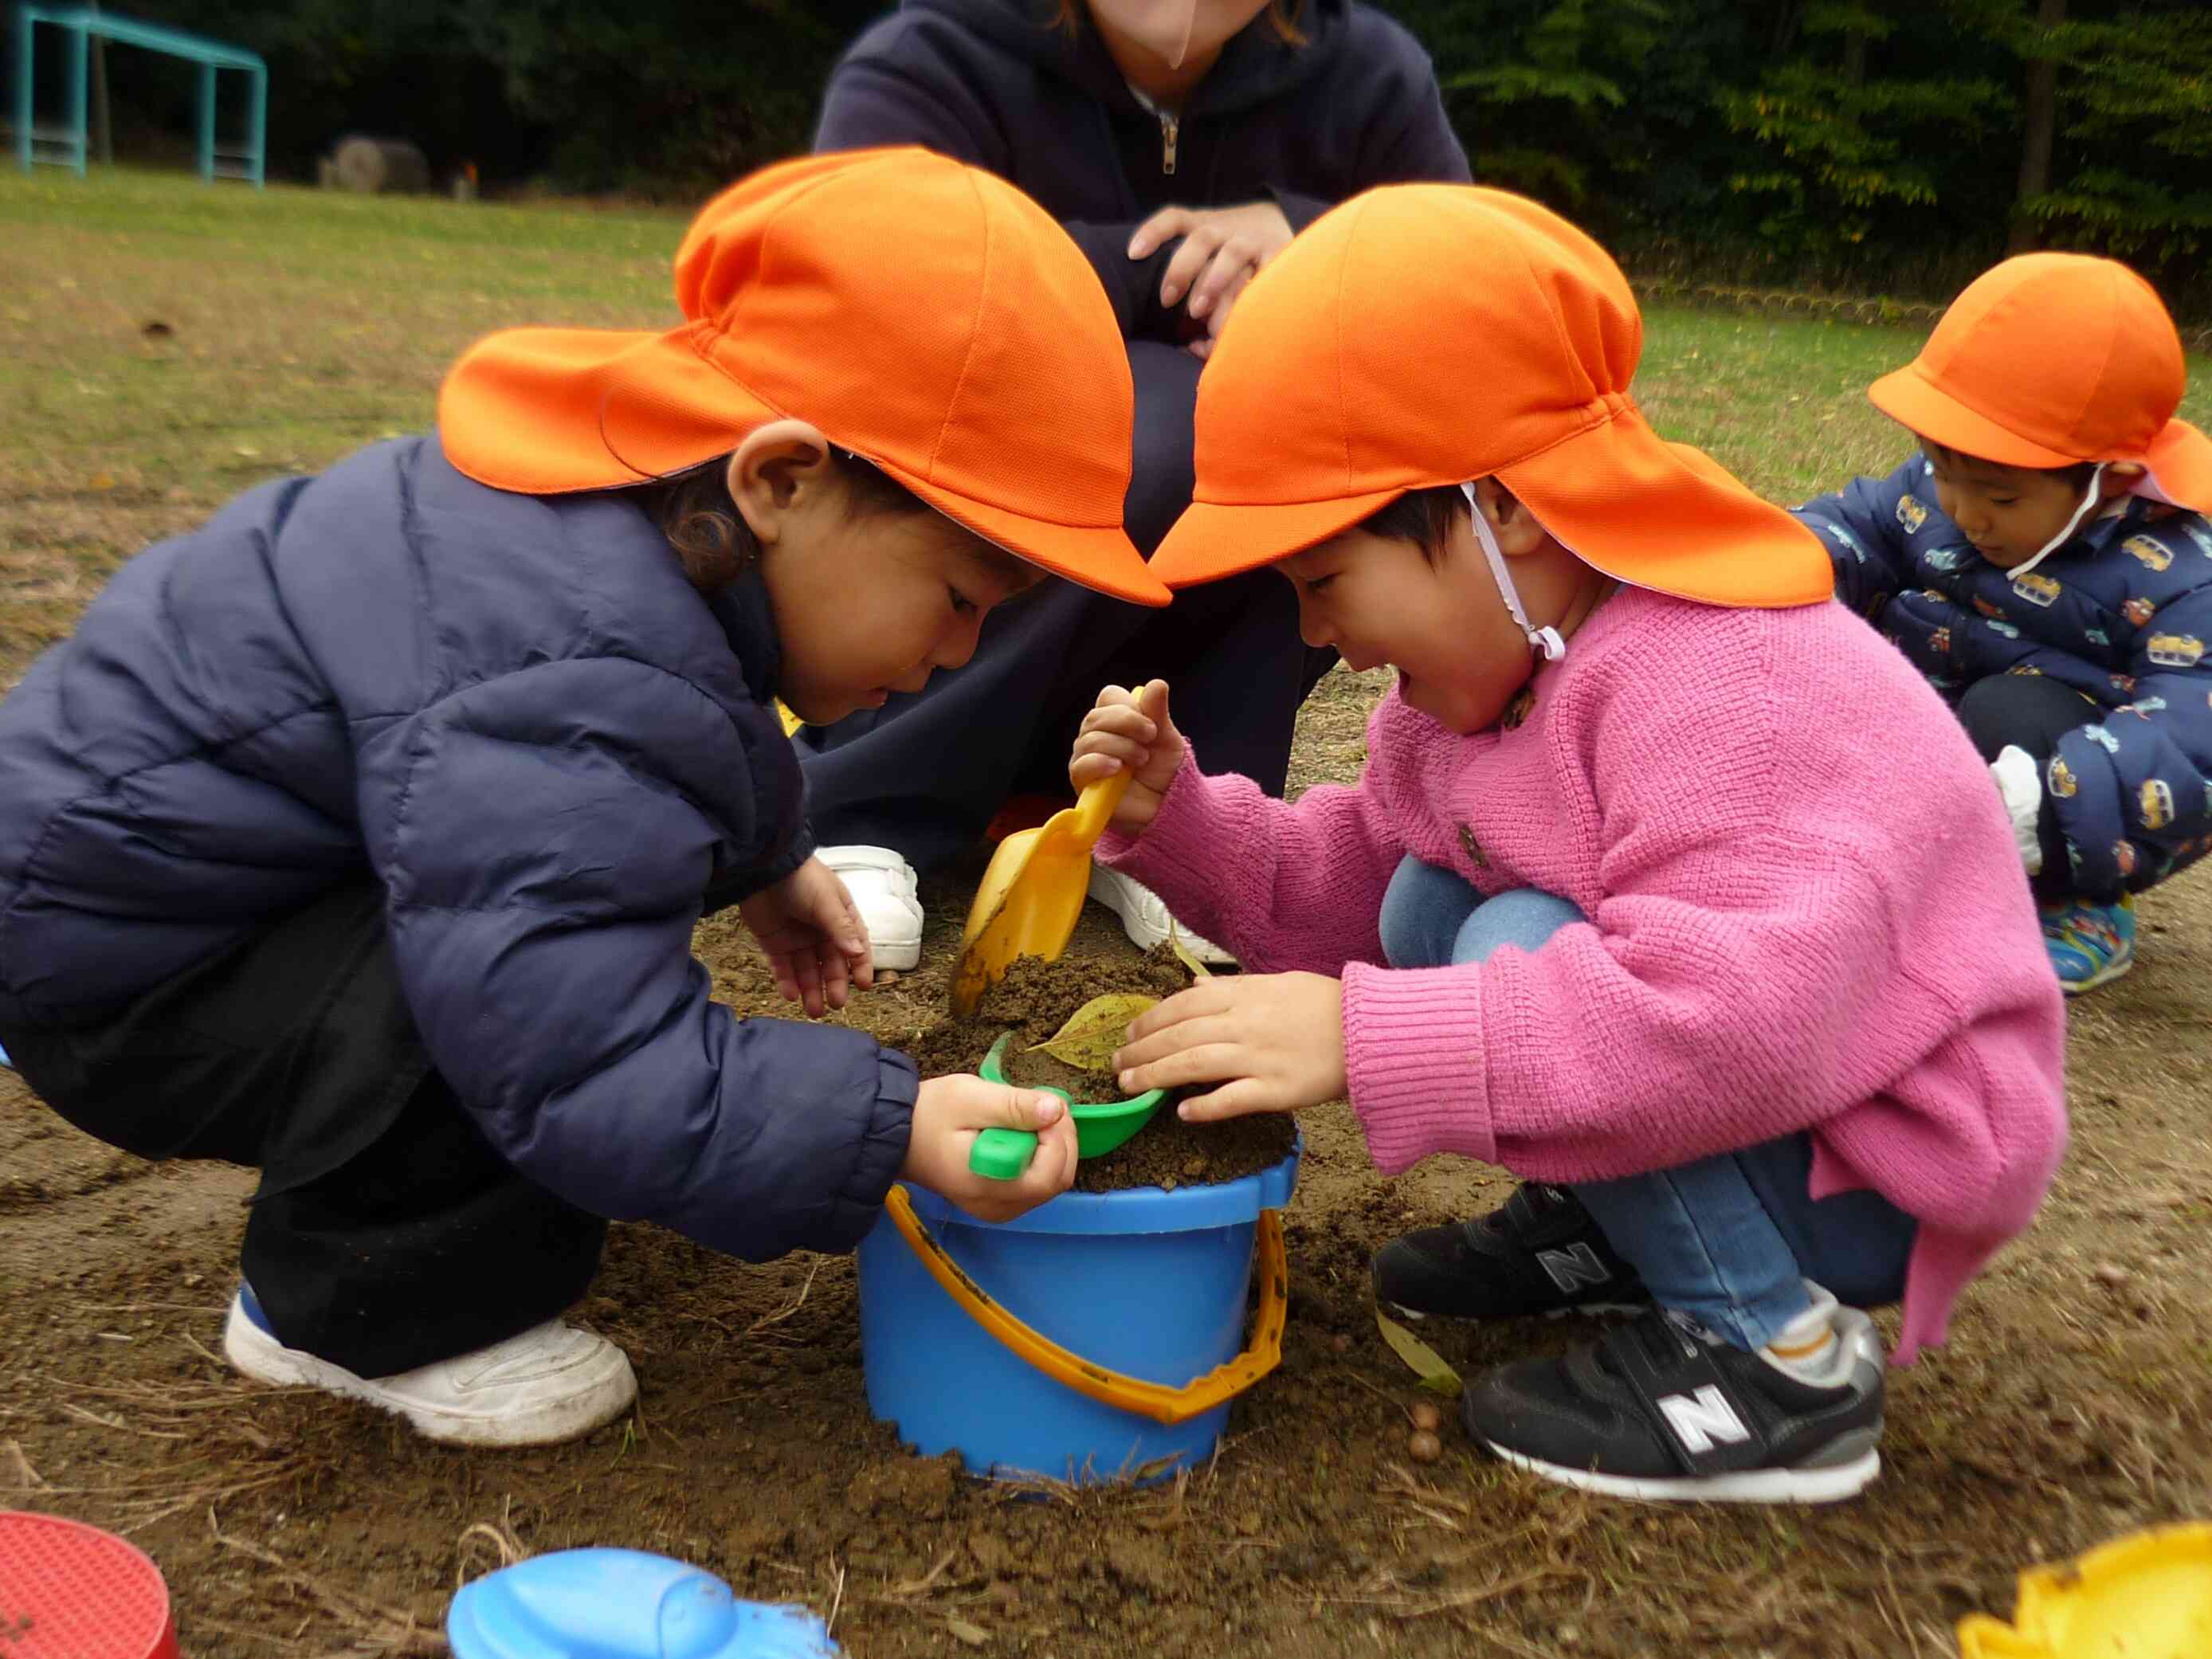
[726,420,833,543]
[1471,477,1548,558]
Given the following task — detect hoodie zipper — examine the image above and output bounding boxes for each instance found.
[1124,80,1181,175]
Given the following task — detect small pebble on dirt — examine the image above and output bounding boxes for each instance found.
[2092,1261,2132,1287]
[1407,1400,1442,1433]
[1407,1430,1443,1464]
[1329,1332,1353,1355]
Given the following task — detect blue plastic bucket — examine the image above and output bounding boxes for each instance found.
[447,1548,841,1658]
[856,1145,1298,1484]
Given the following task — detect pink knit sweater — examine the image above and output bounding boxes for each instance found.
[1102,588,2067,1363]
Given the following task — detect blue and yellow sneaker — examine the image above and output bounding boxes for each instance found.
[2041,894,2135,994]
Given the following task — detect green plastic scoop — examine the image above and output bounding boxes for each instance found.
[967,1032,1168,1181]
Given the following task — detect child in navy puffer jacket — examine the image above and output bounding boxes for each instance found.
[0,150,1155,1447]
[1795,254,2212,993]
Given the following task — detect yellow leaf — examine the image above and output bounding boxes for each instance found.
[1167,920,1212,981]
[88,472,115,491]
[1027,992,1158,1071]
[1375,1308,1461,1398]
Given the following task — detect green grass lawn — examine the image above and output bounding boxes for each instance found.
[6,164,2210,688]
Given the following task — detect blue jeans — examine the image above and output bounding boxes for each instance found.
[1378,857,1917,1350]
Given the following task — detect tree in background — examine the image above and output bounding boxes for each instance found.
[1716,1,2010,261]
[2008,0,2212,265]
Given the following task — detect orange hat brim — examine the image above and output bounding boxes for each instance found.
[440,324,1168,606]
[441,324,763,495]
[1867,362,2085,470]
[1151,485,1409,588]
[873,457,1169,606]
[1502,412,1831,607]
[1151,409,1829,609]
[2143,416,2212,514]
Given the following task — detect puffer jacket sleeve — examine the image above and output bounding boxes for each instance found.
[355,657,915,1261]
[2045,577,2212,896]
[1794,460,1921,623]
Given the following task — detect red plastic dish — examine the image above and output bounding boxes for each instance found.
[0,1511,178,1659]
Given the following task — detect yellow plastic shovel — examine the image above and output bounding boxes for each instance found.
[950,772,1131,1016]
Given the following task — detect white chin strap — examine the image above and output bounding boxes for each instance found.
[2007,463,2107,581]
[1461,483,1566,662]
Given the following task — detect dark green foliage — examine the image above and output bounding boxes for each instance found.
[80,0,889,198]
[1398,0,2211,308]
[61,0,2212,308]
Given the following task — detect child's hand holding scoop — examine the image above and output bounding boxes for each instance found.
[1070,678,1186,835]
[902,1076,1078,1223]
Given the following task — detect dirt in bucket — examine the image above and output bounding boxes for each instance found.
[900,944,1296,1191]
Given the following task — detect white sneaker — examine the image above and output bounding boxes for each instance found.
[224,1290,637,1447]
[1086,865,1235,966]
[818,845,924,971]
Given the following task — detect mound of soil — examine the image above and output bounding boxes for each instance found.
[902,945,1296,1190]
[902,948,1190,1098]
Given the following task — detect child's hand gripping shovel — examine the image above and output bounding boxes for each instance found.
[951,772,1167,1179]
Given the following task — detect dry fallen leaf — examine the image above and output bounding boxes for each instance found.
[1375,1308,1462,1398]
[1167,920,1213,981]
[947,1616,990,1647]
[1028,992,1157,1070]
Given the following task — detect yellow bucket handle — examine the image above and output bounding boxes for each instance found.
[881,1186,1288,1426]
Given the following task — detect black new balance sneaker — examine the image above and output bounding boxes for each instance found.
[1461,1305,1885,1504]
[1371,1182,1649,1322]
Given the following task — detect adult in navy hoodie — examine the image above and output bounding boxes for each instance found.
[797,0,1472,958]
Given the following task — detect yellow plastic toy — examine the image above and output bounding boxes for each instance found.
[1956,1524,2212,1658]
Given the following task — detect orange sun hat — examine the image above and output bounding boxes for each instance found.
[1148,185,1830,607]
[1868,252,2212,512]
[439,147,1167,606]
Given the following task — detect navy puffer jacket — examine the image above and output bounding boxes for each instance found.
[0,437,916,1257]
[1795,453,2212,898]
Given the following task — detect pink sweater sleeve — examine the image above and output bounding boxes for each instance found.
[1098,754,1406,975]
[1343,826,1908,1175]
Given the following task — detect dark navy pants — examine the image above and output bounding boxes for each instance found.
[0,884,604,1378]
[796,341,1335,871]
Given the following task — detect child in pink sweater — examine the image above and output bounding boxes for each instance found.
[1071,186,2068,1504]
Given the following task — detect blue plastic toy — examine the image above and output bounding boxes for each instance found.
[447,1549,841,1659]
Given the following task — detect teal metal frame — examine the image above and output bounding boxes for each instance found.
[12,4,265,184]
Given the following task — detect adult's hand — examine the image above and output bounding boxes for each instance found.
[1128,200,1295,353]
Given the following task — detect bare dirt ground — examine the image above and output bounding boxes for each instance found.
[4,662,2210,1659]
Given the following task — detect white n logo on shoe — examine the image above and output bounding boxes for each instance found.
[1535,1244,1612,1293]
[1657,1385,1751,1454]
